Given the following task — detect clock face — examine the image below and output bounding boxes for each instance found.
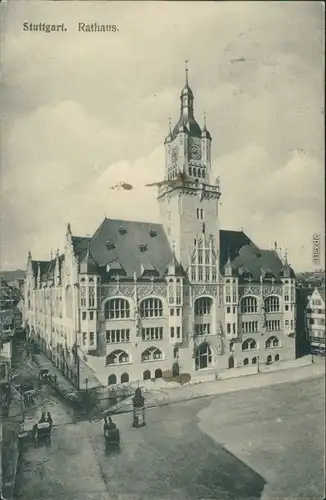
[171,147,178,163]
[188,139,202,160]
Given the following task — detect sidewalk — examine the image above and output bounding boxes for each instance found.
[31,352,82,402]
[1,388,24,500]
[97,358,325,418]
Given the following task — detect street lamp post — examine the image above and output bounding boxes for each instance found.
[257,355,260,373]
[85,377,88,393]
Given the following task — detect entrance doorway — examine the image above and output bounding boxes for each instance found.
[195,343,212,370]
[172,362,180,377]
[228,356,235,369]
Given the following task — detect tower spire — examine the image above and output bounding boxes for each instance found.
[185,58,189,84]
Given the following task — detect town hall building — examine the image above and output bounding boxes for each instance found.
[24,69,297,387]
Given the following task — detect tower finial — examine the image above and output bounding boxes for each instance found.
[284,248,288,264]
[168,114,172,133]
[184,58,189,84]
[204,111,207,128]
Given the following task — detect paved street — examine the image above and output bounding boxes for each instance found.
[18,373,324,500]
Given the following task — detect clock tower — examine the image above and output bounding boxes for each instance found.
[158,63,221,279]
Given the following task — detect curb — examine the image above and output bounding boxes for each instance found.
[96,363,324,419]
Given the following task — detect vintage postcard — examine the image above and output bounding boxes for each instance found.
[0,1,325,500]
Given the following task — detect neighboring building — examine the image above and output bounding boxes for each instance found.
[305,287,325,356]
[295,287,311,358]
[24,70,297,387]
[0,270,25,297]
[0,309,14,384]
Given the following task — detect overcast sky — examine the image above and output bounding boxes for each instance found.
[0,1,324,272]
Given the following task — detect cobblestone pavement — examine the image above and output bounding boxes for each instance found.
[18,374,324,500]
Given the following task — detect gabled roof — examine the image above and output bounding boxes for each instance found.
[88,218,173,279]
[219,230,293,281]
[72,236,91,259]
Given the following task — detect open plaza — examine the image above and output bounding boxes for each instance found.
[19,363,325,500]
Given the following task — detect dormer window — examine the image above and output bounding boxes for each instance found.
[118,226,127,235]
[106,241,115,250]
[139,243,148,253]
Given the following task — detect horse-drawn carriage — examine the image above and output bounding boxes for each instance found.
[17,382,37,406]
[35,421,52,447]
[104,428,120,451]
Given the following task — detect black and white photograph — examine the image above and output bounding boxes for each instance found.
[0,1,325,499]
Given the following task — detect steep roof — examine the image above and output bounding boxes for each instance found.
[219,230,291,281]
[79,242,99,275]
[72,236,91,259]
[88,218,173,278]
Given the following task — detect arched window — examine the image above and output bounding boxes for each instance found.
[267,354,272,363]
[143,370,151,380]
[243,358,249,365]
[121,372,129,384]
[265,336,279,348]
[188,167,192,176]
[242,339,257,351]
[141,347,163,362]
[252,357,257,364]
[108,374,117,386]
[241,296,258,314]
[105,298,130,319]
[195,297,213,315]
[106,349,129,365]
[265,296,280,313]
[155,368,163,379]
[275,354,280,362]
[195,343,212,370]
[192,167,196,176]
[140,298,163,318]
[228,356,235,369]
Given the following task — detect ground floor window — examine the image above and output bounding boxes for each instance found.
[143,369,151,380]
[108,374,117,385]
[252,357,257,364]
[155,368,163,379]
[243,358,249,365]
[121,372,129,383]
[275,354,280,362]
[195,342,212,370]
[267,354,272,363]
